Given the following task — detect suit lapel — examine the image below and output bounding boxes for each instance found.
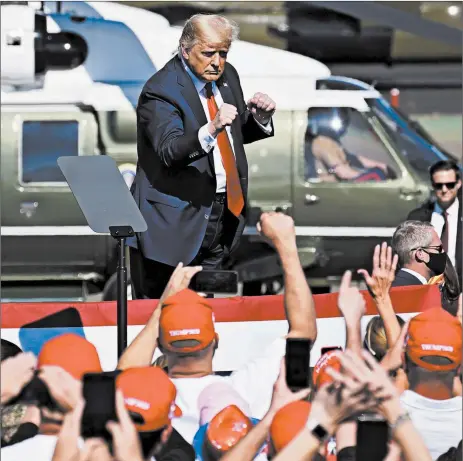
[174,56,214,172]
[175,56,208,128]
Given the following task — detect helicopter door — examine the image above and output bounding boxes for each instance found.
[291,104,425,276]
[1,104,108,287]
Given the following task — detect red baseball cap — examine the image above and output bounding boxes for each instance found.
[38,333,102,380]
[116,367,182,432]
[312,350,342,390]
[205,405,253,454]
[406,307,462,372]
[270,401,311,453]
[159,289,217,353]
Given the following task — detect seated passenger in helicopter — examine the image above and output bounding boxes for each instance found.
[304,107,397,183]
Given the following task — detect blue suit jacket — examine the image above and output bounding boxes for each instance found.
[127,55,274,266]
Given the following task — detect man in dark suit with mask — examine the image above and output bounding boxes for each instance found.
[391,220,446,287]
[407,160,462,280]
[127,14,276,299]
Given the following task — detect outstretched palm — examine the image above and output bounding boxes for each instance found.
[358,242,398,299]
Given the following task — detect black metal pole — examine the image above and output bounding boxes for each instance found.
[116,237,127,358]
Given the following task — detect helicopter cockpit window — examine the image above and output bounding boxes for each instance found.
[303,107,400,183]
[21,121,79,184]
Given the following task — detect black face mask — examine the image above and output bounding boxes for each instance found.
[423,250,447,276]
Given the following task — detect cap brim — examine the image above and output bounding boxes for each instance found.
[192,418,261,461]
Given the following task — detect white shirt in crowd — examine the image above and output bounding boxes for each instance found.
[401,390,462,460]
[182,59,272,193]
[431,198,459,269]
[171,337,286,446]
[401,268,427,284]
[1,434,58,461]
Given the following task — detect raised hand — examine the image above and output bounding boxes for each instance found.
[267,358,311,418]
[337,270,366,326]
[1,352,36,404]
[212,103,238,133]
[107,390,144,461]
[247,92,276,125]
[159,262,203,303]
[257,212,295,247]
[358,242,398,300]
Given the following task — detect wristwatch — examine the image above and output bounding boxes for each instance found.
[389,410,411,433]
[305,418,331,443]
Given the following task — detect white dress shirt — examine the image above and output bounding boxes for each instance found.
[431,198,459,268]
[182,59,272,193]
[401,268,427,284]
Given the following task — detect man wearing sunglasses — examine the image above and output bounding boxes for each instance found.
[392,220,447,287]
[407,160,462,280]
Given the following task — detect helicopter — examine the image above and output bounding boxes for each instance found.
[0,0,457,301]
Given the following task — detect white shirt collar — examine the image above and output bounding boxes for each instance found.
[180,56,210,95]
[434,197,459,216]
[401,268,428,284]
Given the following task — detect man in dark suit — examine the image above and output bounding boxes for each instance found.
[391,220,446,287]
[407,160,462,280]
[128,14,276,299]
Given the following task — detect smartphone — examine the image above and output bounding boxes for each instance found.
[81,373,118,448]
[356,413,389,461]
[321,346,343,356]
[190,270,239,294]
[285,338,312,391]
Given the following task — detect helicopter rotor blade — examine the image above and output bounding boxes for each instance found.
[308,1,462,49]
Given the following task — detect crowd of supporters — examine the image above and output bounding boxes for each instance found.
[1,208,462,460]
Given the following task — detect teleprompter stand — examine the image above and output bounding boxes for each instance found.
[58,156,147,358]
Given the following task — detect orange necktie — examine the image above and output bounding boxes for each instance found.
[205,83,244,218]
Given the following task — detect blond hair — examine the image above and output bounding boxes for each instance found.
[178,14,239,53]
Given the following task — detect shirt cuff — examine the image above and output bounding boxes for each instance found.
[198,124,217,152]
[253,116,273,134]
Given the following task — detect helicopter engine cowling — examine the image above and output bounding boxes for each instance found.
[1,3,87,87]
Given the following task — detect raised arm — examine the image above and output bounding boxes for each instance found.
[337,270,366,354]
[258,212,317,341]
[221,359,310,461]
[138,88,207,168]
[358,242,402,347]
[117,263,202,370]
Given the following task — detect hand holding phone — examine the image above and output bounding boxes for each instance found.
[285,338,312,391]
[81,373,118,450]
[356,413,389,461]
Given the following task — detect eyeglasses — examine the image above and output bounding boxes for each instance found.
[432,181,457,191]
[410,245,443,253]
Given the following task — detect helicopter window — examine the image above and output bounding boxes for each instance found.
[303,107,400,184]
[21,120,79,184]
[367,99,455,182]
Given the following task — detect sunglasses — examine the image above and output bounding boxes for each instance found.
[432,181,457,191]
[410,245,444,253]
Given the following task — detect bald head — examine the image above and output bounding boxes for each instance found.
[179,14,239,82]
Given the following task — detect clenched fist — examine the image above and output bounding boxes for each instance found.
[247,92,276,125]
[209,103,237,135]
[257,212,296,245]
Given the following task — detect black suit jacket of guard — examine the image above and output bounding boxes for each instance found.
[127,55,274,266]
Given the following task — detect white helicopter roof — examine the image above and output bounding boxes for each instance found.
[2,1,332,109]
[50,2,330,80]
[45,2,330,81]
